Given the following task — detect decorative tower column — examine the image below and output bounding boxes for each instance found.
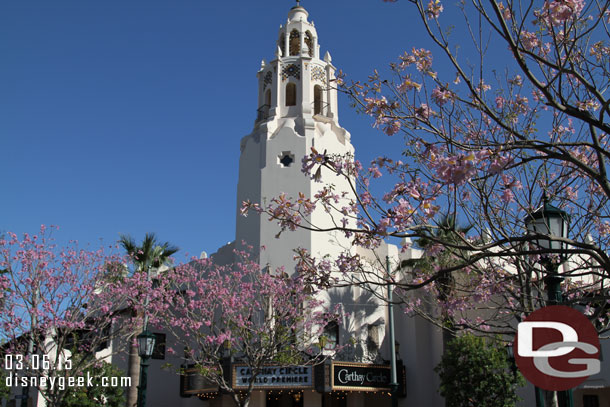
[235,4,354,273]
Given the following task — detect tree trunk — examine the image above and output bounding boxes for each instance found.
[230,391,250,407]
[126,335,140,407]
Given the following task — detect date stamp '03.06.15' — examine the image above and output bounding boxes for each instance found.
[4,354,131,392]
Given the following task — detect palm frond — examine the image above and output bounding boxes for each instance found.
[119,232,179,273]
[118,234,137,256]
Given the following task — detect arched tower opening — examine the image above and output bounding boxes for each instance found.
[313,85,322,115]
[289,30,300,56]
[265,89,271,107]
[285,83,296,106]
[305,31,314,57]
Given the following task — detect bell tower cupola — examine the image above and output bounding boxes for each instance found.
[255,2,339,125]
[281,4,318,59]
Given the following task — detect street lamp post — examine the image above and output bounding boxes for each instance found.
[525,194,573,407]
[136,263,156,407]
[136,329,156,407]
[525,194,571,304]
[386,256,399,407]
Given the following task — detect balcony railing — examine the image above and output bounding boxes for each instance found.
[312,101,330,116]
[256,104,270,122]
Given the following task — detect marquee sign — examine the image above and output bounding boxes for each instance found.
[232,365,313,389]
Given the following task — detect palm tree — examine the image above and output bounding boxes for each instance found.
[119,233,178,274]
[119,233,178,407]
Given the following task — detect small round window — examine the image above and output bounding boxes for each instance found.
[279,152,295,167]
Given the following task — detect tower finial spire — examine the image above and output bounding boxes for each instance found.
[296,0,300,6]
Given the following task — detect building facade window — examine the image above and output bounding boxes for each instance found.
[583,395,599,407]
[152,333,166,360]
[322,321,339,350]
[366,324,380,353]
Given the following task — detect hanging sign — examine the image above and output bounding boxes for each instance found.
[330,361,406,396]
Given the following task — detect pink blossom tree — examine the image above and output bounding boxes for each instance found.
[242,0,610,335]
[151,250,341,407]
[0,226,146,406]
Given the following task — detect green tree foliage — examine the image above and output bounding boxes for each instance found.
[0,368,9,402]
[58,360,126,407]
[435,334,524,407]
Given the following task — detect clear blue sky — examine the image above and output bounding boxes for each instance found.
[1,0,432,259]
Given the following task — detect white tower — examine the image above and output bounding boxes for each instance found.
[235,4,355,272]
